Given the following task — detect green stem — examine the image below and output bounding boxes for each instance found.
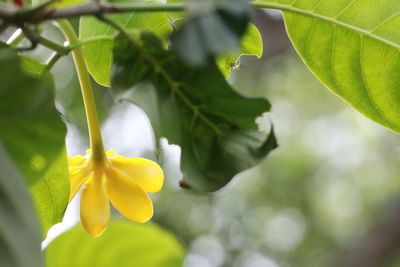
[40,51,62,76]
[6,29,24,46]
[104,2,184,12]
[21,25,72,54]
[56,19,106,164]
[79,35,114,45]
[37,34,71,54]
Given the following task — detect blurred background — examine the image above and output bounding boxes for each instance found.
[21,9,400,267]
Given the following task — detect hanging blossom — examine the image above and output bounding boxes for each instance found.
[59,20,163,237]
[68,150,164,237]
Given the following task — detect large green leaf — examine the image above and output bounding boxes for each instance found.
[46,220,185,267]
[259,0,400,133]
[112,33,277,191]
[0,145,43,267]
[0,47,69,236]
[79,0,175,87]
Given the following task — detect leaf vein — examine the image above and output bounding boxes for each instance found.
[311,0,324,12]
[44,176,57,225]
[261,2,400,50]
[371,12,400,33]
[305,18,316,64]
[358,35,400,130]
[289,0,299,7]
[334,0,358,19]
[330,24,343,95]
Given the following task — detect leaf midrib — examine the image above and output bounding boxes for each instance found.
[120,35,225,136]
[252,1,400,50]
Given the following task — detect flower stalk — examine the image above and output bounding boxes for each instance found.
[56,19,163,238]
[57,19,106,166]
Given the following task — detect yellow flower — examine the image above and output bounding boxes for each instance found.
[68,150,164,237]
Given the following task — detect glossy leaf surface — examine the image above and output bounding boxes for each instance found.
[260,0,400,133]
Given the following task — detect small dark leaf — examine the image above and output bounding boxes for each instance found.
[171,0,251,65]
[112,33,277,191]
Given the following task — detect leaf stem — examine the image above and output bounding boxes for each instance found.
[21,25,72,54]
[40,51,62,76]
[6,28,24,46]
[37,34,71,54]
[56,19,106,165]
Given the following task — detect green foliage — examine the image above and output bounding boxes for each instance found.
[261,0,400,133]
[171,0,251,65]
[0,47,69,235]
[111,33,276,191]
[4,1,400,266]
[46,220,185,267]
[0,146,43,267]
[79,0,174,87]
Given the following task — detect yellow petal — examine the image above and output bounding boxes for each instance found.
[69,167,90,201]
[105,167,153,223]
[110,156,164,193]
[68,155,86,166]
[80,173,110,237]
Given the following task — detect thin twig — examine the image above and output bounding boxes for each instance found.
[0,2,185,24]
[40,51,62,76]
[21,25,71,54]
[6,28,24,46]
[17,0,55,18]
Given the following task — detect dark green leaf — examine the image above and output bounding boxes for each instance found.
[111,33,276,191]
[0,47,69,236]
[46,220,185,267]
[0,145,43,267]
[171,0,251,65]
